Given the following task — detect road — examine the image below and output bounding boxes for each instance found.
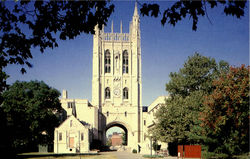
[100,151,178,159]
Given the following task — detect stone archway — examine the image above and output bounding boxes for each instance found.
[105,121,130,146]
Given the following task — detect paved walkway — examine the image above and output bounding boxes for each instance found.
[100,151,178,159]
[101,151,143,159]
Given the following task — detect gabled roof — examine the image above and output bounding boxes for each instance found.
[56,115,89,130]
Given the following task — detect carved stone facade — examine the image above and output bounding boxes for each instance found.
[92,3,143,149]
[54,3,168,154]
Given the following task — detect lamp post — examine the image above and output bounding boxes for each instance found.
[149,134,153,157]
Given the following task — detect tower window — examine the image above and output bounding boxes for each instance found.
[123,87,128,99]
[125,111,127,117]
[123,50,128,73]
[105,50,111,73]
[105,87,110,99]
[67,102,75,108]
[107,111,109,117]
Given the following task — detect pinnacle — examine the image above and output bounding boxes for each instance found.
[133,1,138,17]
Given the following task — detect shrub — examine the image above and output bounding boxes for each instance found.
[132,149,137,153]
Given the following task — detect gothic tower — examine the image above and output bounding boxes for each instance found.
[92,3,142,148]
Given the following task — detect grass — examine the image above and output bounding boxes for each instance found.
[18,152,117,159]
[22,155,117,159]
[142,154,164,158]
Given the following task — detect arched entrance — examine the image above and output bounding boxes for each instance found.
[105,122,128,146]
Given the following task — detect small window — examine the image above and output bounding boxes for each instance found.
[59,133,62,141]
[81,133,84,141]
[144,120,146,126]
[105,87,110,99]
[107,111,109,117]
[68,102,75,108]
[125,111,127,117]
[123,87,128,99]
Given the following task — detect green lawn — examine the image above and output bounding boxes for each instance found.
[22,154,117,159]
[18,152,117,159]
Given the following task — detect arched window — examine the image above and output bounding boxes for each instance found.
[123,50,128,73]
[105,50,111,73]
[105,87,110,99]
[123,87,128,99]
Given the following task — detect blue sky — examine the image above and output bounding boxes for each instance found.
[5,1,249,107]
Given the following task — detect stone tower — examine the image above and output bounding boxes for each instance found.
[92,3,142,148]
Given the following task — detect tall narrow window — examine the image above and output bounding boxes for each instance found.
[107,111,109,117]
[81,133,84,141]
[123,87,128,99]
[105,50,111,73]
[59,133,62,141]
[105,87,110,99]
[123,50,128,73]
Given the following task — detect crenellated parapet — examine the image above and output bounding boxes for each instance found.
[102,32,130,42]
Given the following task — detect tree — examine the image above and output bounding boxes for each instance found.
[0,80,62,153]
[0,0,114,92]
[106,138,112,147]
[150,53,229,145]
[0,0,247,92]
[201,65,249,157]
[139,0,247,31]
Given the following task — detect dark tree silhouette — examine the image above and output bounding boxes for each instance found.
[0,80,62,155]
[140,0,247,31]
[0,0,247,92]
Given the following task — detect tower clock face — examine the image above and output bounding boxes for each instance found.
[113,88,121,97]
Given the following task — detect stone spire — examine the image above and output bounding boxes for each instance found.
[120,20,123,33]
[133,2,139,17]
[111,20,113,33]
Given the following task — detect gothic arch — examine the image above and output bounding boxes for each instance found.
[105,121,132,146]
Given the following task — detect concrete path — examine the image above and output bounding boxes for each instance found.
[100,151,178,159]
[101,151,143,159]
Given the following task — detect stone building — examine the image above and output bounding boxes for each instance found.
[92,2,142,149]
[54,3,168,154]
[54,115,90,153]
[111,132,123,146]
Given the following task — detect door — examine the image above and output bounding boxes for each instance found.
[69,137,74,148]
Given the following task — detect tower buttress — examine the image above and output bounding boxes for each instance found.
[92,25,101,107]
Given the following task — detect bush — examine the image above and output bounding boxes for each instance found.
[132,149,137,153]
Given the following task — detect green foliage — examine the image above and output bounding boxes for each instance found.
[153,140,161,152]
[106,138,112,147]
[0,1,114,73]
[150,53,229,145]
[202,65,249,156]
[0,1,247,94]
[121,131,127,145]
[0,1,114,93]
[0,80,62,153]
[140,0,247,31]
[132,149,137,153]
